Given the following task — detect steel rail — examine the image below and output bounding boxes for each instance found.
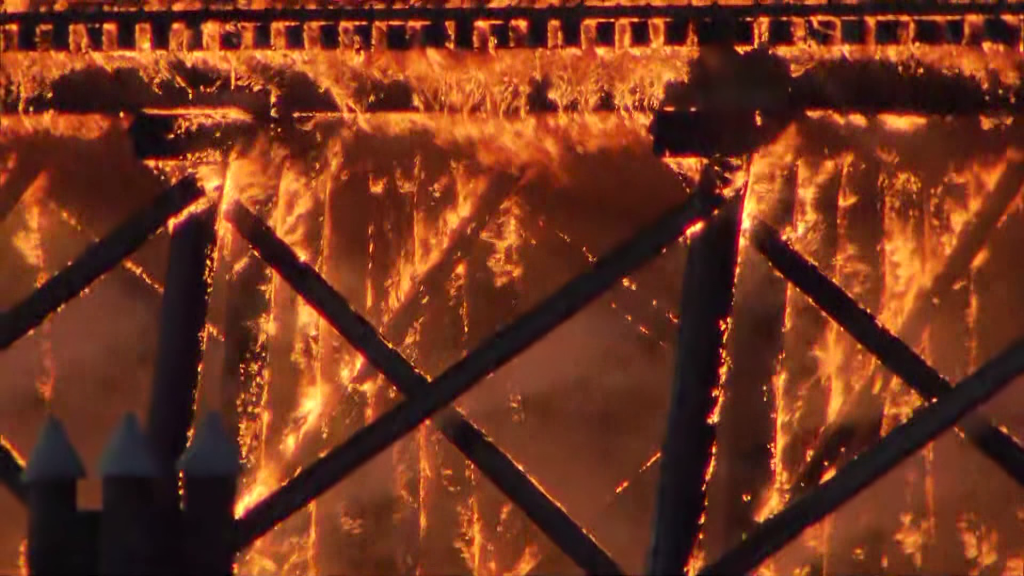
[0,440,27,504]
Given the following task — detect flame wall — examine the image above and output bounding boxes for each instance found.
[2,4,1024,575]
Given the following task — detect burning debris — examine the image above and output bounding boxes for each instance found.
[1,2,1024,576]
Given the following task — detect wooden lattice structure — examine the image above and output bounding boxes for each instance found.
[2,3,1024,576]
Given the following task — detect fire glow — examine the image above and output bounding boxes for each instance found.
[2,2,1024,576]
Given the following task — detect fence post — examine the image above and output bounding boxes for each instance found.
[98,414,159,576]
[23,416,86,576]
[178,412,241,576]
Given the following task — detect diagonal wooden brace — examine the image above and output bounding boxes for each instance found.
[752,220,1024,487]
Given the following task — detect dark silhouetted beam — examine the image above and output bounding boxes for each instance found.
[646,179,743,575]
[226,190,626,574]
[700,336,1024,575]
[0,176,204,350]
[147,205,218,470]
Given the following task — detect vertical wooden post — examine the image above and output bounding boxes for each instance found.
[98,414,159,576]
[146,205,217,574]
[179,412,241,576]
[647,170,743,576]
[147,206,217,469]
[23,417,86,576]
[706,165,796,558]
[968,168,1024,575]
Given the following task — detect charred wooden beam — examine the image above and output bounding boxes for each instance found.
[146,205,217,472]
[145,204,217,574]
[700,336,1024,575]
[646,173,743,576]
[752,221,1024,487]
[0,176,204,350]
[229,170,724,568]
[787,157,1024,492]
[2,4,1020,29]
[706,166,795,558]
[652,101,1021,159]
[10,67,1023,121]
[1,439,27,504]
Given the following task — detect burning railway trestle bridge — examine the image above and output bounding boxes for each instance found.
[2,2,1024,576]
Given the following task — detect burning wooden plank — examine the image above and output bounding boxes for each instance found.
[926,177,975,575]
[225,198,622,574]
[786,158,1024,494]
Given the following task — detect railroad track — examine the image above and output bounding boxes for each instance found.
[1,3,1023,52]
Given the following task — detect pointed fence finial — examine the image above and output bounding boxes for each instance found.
[23,416,85,482]
[99,414,158,478]
[178,412,241,477]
